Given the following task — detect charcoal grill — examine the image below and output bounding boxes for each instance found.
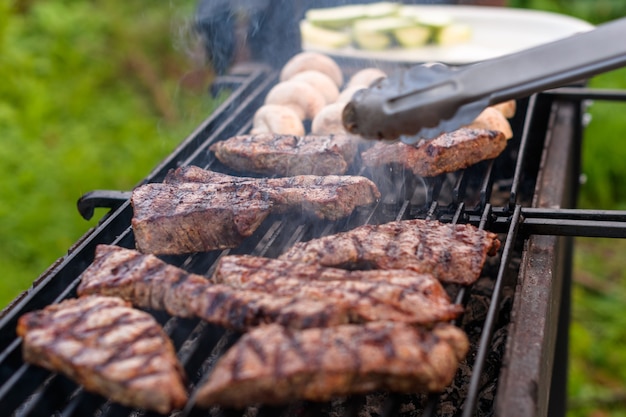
[2,59,626,417]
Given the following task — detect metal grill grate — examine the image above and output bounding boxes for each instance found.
[2,63,626,417]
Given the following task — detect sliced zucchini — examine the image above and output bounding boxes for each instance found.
[435,23,472,45]
[353,17,416,50]
[300,20,352,49]
[393,25,431,48]
[352,30,391,50]
[305,5,367,29]
[353,16,415,34]
[364,2,401,18]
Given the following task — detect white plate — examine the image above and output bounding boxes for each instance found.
[302,6,594,64]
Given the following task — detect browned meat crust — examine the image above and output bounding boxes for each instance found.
[209,133,358,176]
[279,219,501,285]
[361,128,507,177]
[213,255,463,324]
[17,296,187,414]
[132,182,272,254]
[132,168,380,254]
[77,245,349,330]
[196,322,469,408]
[164,166,380,220]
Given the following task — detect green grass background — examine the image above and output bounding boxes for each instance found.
[1,0,625,415]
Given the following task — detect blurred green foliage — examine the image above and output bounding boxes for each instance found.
[570,238,626,417]
[579,72,626,210]
[508,0,626,24]
[0,1,221,307]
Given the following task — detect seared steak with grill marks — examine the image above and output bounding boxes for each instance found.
[77,245,349,330]
[17,296,187,414]
[164,166,380,220]
[279,219,501,285]
[213,255,463,324]
[196,322,469,408]
[209,133,358,176]
[132,182,272,254]
[133,168,379,254]
[362,128,507,178]
[215,254,444,288]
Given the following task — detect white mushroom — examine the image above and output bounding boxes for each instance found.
[264,80,326,120]
[336,85,367,104]
[491,100,517,119]
[280,51,344,88]
[466,107,513,139]
[346,67,387,89]
[251,104,305,136]
[311,102,349,135]
[290,70,340,105]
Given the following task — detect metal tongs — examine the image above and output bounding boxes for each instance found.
[342,17,626,143]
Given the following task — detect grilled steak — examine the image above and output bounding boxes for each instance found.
[77,245,349,330]
[196,322,469,408]
[362,128,507,178]
[164,165,380,220]
[279,219,501,285]
[132,182,272,254]
[213,255,463,324]
[17,296,187,414]
[215,254,445,288]
[209,133,358,176]
[133,168,380,254]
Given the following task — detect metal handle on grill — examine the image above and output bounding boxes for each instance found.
[77,190,131,220]
[343,17,626,141]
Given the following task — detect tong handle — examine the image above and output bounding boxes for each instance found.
[462,17,626,105]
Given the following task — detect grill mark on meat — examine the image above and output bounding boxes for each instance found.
[213,255,463,324]
[378,331,397,360]
[77,245,350,331]
[100,316,163,370]
[352,234,366,269]
[209,133,359,176]
[333,335,362,373]
[279,219,501,285]
[215,255,451,294]
[362,128,507,178]
[200,291,229,322]
[232,335,267,381]
[131,182,274,254]
[196,322,469,408]
[168,269,190,289]
[17,296,188,414]
[165,166,380,220]
[133,167,379,255]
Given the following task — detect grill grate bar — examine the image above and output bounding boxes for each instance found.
[60,391,102,417]
[20,375,81,417]
[479,159,496,209]
[452,170,466,204]
[509,94,538,208]
[462,204,523,417]
[1,364,50,415]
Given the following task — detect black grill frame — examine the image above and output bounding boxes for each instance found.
[2,62,626,417]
